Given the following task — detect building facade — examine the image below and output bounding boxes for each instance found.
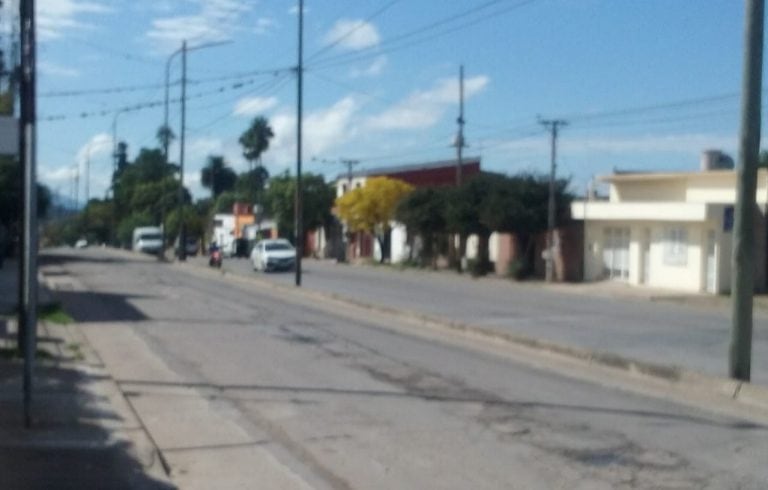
[571,164,768,294]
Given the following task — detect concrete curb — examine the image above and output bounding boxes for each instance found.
[177,259,768,414]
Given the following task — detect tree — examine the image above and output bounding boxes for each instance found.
[234,166,270,205]
[479,173,572,277]
[444,173,501,274]
[156,125,175,157]
[335,176,414,262]
[201,155,236,198]
[265,172,335,245]
[238,116,274,170]
[395,187,448,267]
[238,116,274,206]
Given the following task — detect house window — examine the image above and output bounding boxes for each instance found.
[602,227,630,280]
[663,226,688,266]
[341,183,348,194]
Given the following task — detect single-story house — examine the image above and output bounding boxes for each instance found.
[570,151,767,294]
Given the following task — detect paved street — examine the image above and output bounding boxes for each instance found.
[204,255,768,384]
[42,247,768,489]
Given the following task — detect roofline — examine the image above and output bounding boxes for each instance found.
[336,156,481,182]
[599,169,740,183]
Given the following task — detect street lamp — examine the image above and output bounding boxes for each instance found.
[164,39,230,261]
[163,40,231,161]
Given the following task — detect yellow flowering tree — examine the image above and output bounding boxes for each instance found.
[335,176,414,262]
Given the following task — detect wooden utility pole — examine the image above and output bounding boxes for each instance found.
[730,0,764,382]
[540,119,567,283]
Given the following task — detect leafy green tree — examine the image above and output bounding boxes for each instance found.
[234,166,270,205]
[201,155,236,199]
[212,191,239,214]
[265,172,335,246]
[444,173,500,274]
[395,187,448,267]
[335,176,414,262]
[479,173,572,277]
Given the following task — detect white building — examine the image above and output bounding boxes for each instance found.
[571,153,768,294]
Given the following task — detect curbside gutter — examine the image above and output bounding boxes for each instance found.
[178,260,768,413]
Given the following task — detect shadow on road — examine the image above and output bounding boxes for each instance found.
[54,291,150,323]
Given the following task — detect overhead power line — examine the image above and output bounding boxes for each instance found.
[39,71,290,122]
[39,66,293,98]
[308,0,541,71]
[306,0,403,62]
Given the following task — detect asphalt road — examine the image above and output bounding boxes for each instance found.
[49,248,767,489]
[206,255,768,384]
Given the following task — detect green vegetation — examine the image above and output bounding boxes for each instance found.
[43,114,338,255]
[39,302,74,324]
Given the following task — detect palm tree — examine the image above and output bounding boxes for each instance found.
[238,116,274,208]
[238,116,274,172]
[201,155,236,199]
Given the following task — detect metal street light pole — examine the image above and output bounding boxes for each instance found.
[163,40,230,163]
[178,40,188,261]
[295,0,304,287]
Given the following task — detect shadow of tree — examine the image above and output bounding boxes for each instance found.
[0,318,175,489]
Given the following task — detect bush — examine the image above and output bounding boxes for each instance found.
[466,258,490,277]
[507,259,530,280]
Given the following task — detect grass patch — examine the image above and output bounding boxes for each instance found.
[66,342,85,361]
[39,302,73,324]
[0,347,55,360]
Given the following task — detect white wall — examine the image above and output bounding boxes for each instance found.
[583,221,715,292]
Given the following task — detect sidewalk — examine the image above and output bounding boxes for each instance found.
[0,257,173,489]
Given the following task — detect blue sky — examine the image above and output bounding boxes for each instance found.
[25,0,757,202]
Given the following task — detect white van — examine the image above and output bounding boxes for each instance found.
[132,226,163,254]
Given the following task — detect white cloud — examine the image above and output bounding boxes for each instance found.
[39,61,80,78]
[324,19,380,51]
[265,97,359,169]
[366,75,489,131]
[38,0,111,41]
[254,17,277,35]
[350,55,387,78]
[75,133,113,172]
[233,96,279,117]
[146,0,251,52]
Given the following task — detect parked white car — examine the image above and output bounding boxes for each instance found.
[250,239,296,272]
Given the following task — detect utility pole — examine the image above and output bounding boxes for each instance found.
[83,144,90,230]
[73,164,79,210]
[178,40,187,262]
[294,0,304,287]
[19,0,37,429]
[451,65,467,272]
[730,0,764,382]
[540,119,567,283]
[454,64,466,186]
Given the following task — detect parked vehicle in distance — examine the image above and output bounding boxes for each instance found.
[132,226,163,254]
[175,236,199,257]
[74,238,88,249]
[250,239,296,272]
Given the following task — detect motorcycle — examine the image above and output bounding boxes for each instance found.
[208,247,222,268]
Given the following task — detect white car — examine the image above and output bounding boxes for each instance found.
[250,239,296,272]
